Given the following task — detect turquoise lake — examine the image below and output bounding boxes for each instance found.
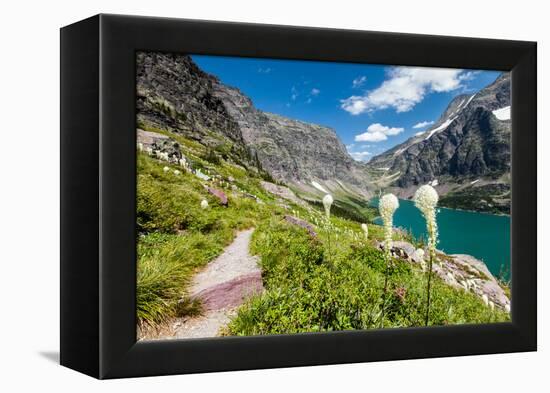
[372,198,511,280]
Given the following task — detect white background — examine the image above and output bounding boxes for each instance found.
[0,0,546,391]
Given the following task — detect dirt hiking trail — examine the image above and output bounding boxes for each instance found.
[159,228,263,339]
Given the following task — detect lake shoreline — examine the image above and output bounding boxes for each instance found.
[371,197,510,218]
[437,203,510,217]
[370,197,511,281]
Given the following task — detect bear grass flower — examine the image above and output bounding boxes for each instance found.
[322,194,333,218]
[413,184,439,326]
[413,248,426,271]
[200,199,209,209]
[378,193,399,327]
[322,194,334,265]
[414,185,439,259]
[379,193,399,259]
[361,223,369,240]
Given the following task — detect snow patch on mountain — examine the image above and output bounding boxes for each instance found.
[424,116,458,141]
[393,146,408,156]
[311,181,328,193]
[464,93,477,108]
[492,106,511,120]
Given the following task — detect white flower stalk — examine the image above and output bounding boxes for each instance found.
[482,293,489,306]
[322,194,334,219]
[378,193,399,259]
[414,185,439,326]
[413,185,439,260]
[505,304,511,313]
[321,194,335,267]
[377,193,399,328]
[200,199,209,209]
[163,166,170,173]
[174,170,181,176]
[420,259,427,272]
[361,223,369,240]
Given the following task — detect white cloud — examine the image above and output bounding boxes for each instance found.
[349,150,372,161]
[341,67,470,115]
[356,131,387,142]
[368,123,404,136]
[352,76,367,88]
[412,120,435,129]
[291,86,298,101]
[311,88,320,96]
[257,67,272,74]
[415,131,426,136]
[354,123,404,143]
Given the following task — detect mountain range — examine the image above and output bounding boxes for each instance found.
[366,73,511,213]
[137,52,511,214]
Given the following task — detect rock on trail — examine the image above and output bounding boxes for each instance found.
[173,228,263,339]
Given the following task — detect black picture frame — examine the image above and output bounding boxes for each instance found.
[60,14,537,379]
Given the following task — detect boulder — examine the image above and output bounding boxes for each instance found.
[284,215,317,238]
[207,187,228,206]
[261,181,306,207]
[137,129,183,161]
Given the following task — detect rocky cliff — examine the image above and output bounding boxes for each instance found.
[136,52,371,198]
[137,52,243,145]
[367,73,511,213]
[212,83,370,196]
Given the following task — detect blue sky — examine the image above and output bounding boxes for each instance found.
[192,55,501,161]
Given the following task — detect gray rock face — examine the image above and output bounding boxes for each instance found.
[367,73,511,210]
[136,52,245,148]
[213,83,371,196]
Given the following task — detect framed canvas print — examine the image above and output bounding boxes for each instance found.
[60,14,537,379]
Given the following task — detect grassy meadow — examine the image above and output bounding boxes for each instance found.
[136,126,510,335]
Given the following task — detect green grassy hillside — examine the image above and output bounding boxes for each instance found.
[136,127,510,333]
